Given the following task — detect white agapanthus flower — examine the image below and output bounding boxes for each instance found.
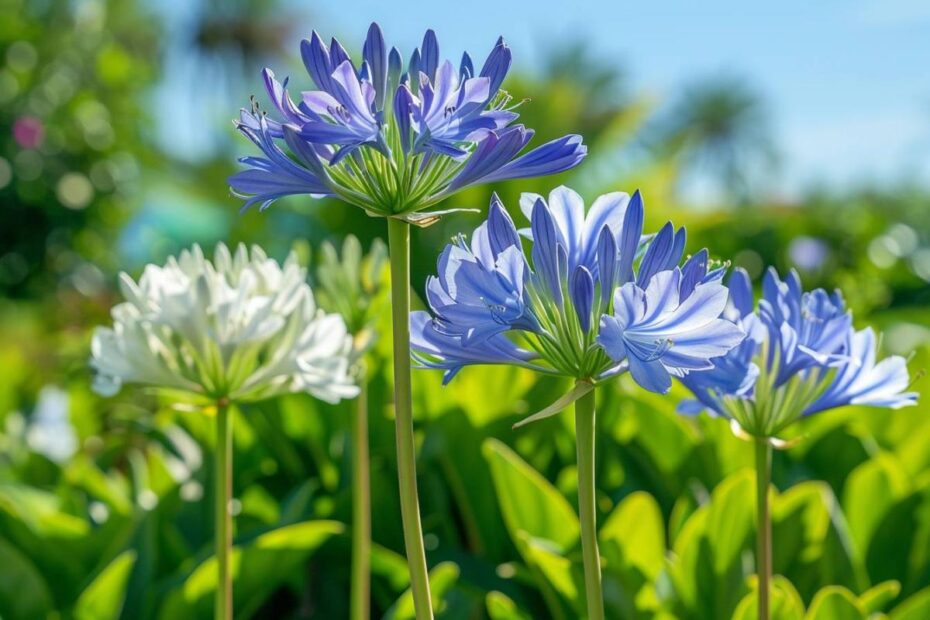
[91,243,359,405]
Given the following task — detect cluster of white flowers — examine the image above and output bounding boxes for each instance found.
[91,243,359,405]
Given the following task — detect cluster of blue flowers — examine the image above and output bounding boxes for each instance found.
[412,187,916,435]
[411,187,745,393]
[679,268,916,437]
[229,23,586,219]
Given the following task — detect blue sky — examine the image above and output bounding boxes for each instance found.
[154,0,930,199]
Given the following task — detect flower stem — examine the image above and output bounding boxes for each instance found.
[754,438,772,620]
[574,386,604,620]
[215,401,233,620]
[386,218,434,620]
[350,376,371,620]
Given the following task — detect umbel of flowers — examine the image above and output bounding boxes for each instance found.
[229,23,586,220]
[411,186,746,619]
[678,267,916,620]
[229,23,586,618]
[91,243,358,620]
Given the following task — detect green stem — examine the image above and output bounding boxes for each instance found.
[387,218,434,620]
[574,386,604,620]
[350,377,371,620]
[215,401,233,620]
[755,438,772,620]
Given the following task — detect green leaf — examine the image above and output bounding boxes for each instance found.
[516,532,579,619]
[483,439,579,550]
[384,561,460,620]
[891,587,930,619]
[771,481,861,598]
[599,491,664,581]
[512,381,594,429]
[805,586,866,620]
[157,520,343,620]
[486,591,532,620]
[0,537,53,620]
[668,470,754,618]
[731,575,805,620]
[73,550,137,620]
[598,491,664,618]
[842,453,909,558]
[859,580,901,614]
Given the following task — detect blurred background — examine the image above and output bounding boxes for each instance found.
[1,0,929,618]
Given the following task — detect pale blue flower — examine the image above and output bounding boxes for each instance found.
[411,188,744,393]
[679,267,917,436]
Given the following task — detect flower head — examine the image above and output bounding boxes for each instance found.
[680,267,917,437]
[411,187,744,392]
[229,23,586,220]
[91,243,359,405]
[313,234,389,356]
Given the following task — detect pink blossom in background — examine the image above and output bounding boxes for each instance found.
[13,116,44,149]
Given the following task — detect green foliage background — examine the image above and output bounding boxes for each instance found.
[1,1,929,618]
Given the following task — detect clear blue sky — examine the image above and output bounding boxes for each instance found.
[154,0,930,198]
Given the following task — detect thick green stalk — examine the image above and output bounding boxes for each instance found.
[215,401,233,620]
[350,378,371,620]
[386,218,434,620]
[755,439,772,620]
[574,387,604,620]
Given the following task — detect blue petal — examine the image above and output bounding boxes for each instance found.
[617,190,644,284]
[420,29,440,81]
[487,195,521,256]
[570,266,594,332]
[628,356,672,394]
[728,268,755,317]
[680,249,709,299]
[301,32,335,93]
[637,222,674,285]
[478,38,512,96]
[531,198,564,306]
[362,22,387,108]
[596,226,617,305]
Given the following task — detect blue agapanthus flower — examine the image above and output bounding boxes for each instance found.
[680,267,917,437]
[229,23,587,220]
[411,187,745,392]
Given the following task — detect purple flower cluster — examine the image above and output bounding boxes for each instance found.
[411,187,745,392]
[680,268,916,436]
[229,24,586,218]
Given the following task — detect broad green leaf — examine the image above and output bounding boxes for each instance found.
[73,550,137,620]
[859,580,901,614]
[805,586,866,620]
[842,454,909,562]
[486,591,532,620]
[512,382,594,429]
[516,532,579,620]
[600,491,664,581]
[384,561,459,620]
[483,439,579,550]
[891,587,930,619]
[429,410,509,562]
[771,481,861,598]
[0,537,53,620]
[731,575,805,620]
[669,470,754,618]
[158,520,343,620]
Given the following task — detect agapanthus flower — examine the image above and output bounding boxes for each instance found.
[91,243,359,405]
[411,186,745,396]
[680,267,917,438]
[229,23,586,221]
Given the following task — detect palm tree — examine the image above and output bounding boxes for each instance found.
[652,74,778,204]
